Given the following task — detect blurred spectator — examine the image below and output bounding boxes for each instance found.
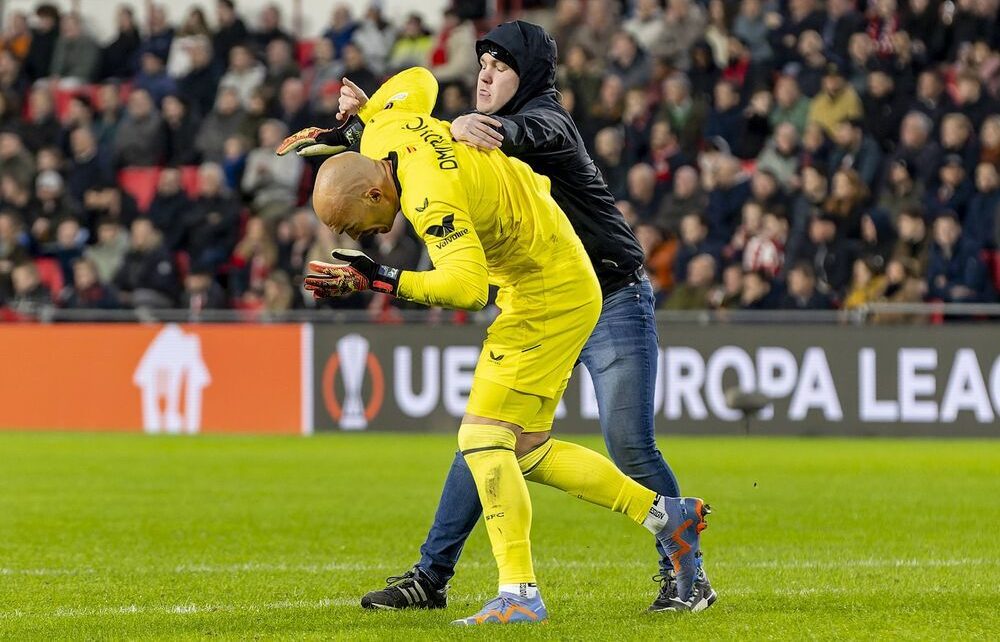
[148,167,191,250]
[277,78,312,133]
[95,83,124,153]
[645,120,687,187]
[238,87,269,146]
[374,213,421,279]
[185,163,241,269]
[829,118,882,187]
[623,0,664,52]
[50,12,100,82]
[0,174,38,224]
[324,4,359,58]
[59,256,118,309]
[181,268,227,311]
[743,209,788,278]
[0,130,36,189]
[0,211,28,300]
[822,0,865,60]
[878,159,924,221]
[588,75,625,142]
[954,74,999,130]
[353,4,396,75]
[427,9,478,86]
[674,212,723,283]
[823,168,868,239]
[890,111,942,186]
[213,0,249,69]
[435,83,471,122]
[9,261,52,316]
[626,163,659,221]
[793,213,856,298]
[231,216,277,300]
[807,60,862,136]
[862,69,904,152]
[925,155,973,220]
[734,0,773,65]
[0,50,28,96]
[81,180,139,238]
[222,134,250,190]
[780,262,833,309]
[113,218,179,308]
[892,207,931,274]
[142,4,175,64]
[24,4,60,81]
[278,207,317,276]
[112,89,165,167]
[966,162,1000,249]
[664,253,715,310]
[859,210,896,270]
[659,0,707,70]
[307,39,344,108]
[926,211,992,302]
[872,257,926,324]
[704,154,751,242]
[843,257,887,310]
[794,30,828,98]
[134,51,178,106]
[633,222,676,295]
[101,6,141,80]
[756,122,801,188]
[262,39,300,101]
[218,44,265,108]
[912,69,952,128]
[593,128,628,201]
[769,74,809,134]
[83,219,129,283]
[67,127,110,205]
[736,89,773,159]
[740,268,777,309]
[35,170,79,231]
[979,115,1000,166]
[658,73,707,158]
[656,165,706,235]
[167,8,212,78]
[1,11,32,60]
[178,36,220,118]
[162,94,201,166]
[261,269,295,316]
[708,262,743,309]
[607,31,650,90]
[705,80,742,153]
[341,43,379,97]
[196,87,244,163]
[22,87,60,152]
[242,120,303,222]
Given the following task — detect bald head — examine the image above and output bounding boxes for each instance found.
[312,152,399,240]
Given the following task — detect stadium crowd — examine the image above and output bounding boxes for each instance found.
[0,0,999,320]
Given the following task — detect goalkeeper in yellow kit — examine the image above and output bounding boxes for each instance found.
[293,67,708,625]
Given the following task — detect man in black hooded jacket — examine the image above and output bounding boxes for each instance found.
[278,21,715,614]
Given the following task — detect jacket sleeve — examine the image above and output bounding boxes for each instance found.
[494,107,568,158]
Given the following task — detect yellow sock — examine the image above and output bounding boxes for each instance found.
[518,439,657,526]
[458,423,535,585]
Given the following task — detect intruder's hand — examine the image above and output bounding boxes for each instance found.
[337,77,369,121]
[451,114,505,150]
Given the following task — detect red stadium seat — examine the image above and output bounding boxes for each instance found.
[118,167,162,212]
[34,257,64,295]
[296,40,317,68]
[179,165,201,199]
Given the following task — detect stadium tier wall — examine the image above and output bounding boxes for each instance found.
[3,322,999,437]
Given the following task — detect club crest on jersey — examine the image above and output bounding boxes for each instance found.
[415,197,429,212]
[425,214,455,238]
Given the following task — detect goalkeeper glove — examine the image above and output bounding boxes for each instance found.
[304,249,401,299]
[275,115,365,157]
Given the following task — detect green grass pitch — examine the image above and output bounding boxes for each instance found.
[1,432,997,640]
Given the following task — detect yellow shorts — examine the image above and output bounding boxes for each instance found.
[474,248,601,399]
[465,377,568,433]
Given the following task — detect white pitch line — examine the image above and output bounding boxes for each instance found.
[3,557,997,578]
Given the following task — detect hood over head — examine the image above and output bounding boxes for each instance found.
[476,20,557,116]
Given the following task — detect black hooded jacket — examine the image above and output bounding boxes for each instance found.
[477,21,644,296]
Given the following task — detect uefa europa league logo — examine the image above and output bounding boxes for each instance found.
[337,334,371,430]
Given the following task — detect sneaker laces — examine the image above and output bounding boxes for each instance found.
[652,571,677,598]
[385,569,418,587]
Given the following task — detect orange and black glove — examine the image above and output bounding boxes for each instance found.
[275,115,364,157]
[304,249,401,299]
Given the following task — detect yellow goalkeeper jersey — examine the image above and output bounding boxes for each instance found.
[356,67,601,398]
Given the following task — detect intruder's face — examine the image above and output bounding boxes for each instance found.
[476,53,520,114]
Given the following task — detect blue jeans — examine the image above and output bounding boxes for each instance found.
[416,279,680,584]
